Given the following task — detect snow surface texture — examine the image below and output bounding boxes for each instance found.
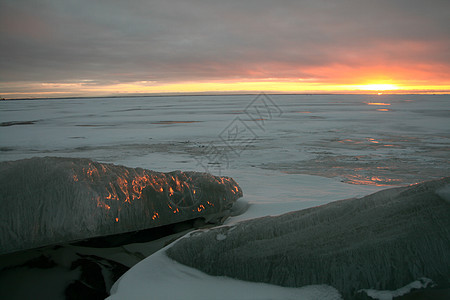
[166,177,450,300]
[108,246,344,300]
[0,157,242,255]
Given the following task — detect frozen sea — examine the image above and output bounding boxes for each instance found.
[1,94,448,196]
[1,94,449,299]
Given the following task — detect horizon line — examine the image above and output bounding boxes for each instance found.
[2,91,450,101]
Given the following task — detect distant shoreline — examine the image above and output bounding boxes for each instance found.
[1,92,449,101]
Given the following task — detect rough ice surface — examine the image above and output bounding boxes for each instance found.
[436,184,450,203]
[0,157,242,254]
[167,177,450,300]
[215,233,227,241]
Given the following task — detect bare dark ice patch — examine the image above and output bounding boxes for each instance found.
[151,121,201,125]
[0,120,37,127]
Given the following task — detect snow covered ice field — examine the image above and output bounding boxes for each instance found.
[1,94,448,218]
[0,94,449,299]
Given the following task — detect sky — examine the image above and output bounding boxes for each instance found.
[1,0,449,98]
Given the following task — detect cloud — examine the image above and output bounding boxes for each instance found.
[0,0,449,91]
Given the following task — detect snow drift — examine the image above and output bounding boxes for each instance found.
[167,177,450,299]
[0,157,242,255]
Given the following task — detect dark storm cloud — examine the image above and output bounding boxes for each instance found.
[1,0,449,84]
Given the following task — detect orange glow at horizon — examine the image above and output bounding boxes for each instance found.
[366,102,391,106]
[355,83,399,91]
[2,71,450,99]
[113,80,446,94]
